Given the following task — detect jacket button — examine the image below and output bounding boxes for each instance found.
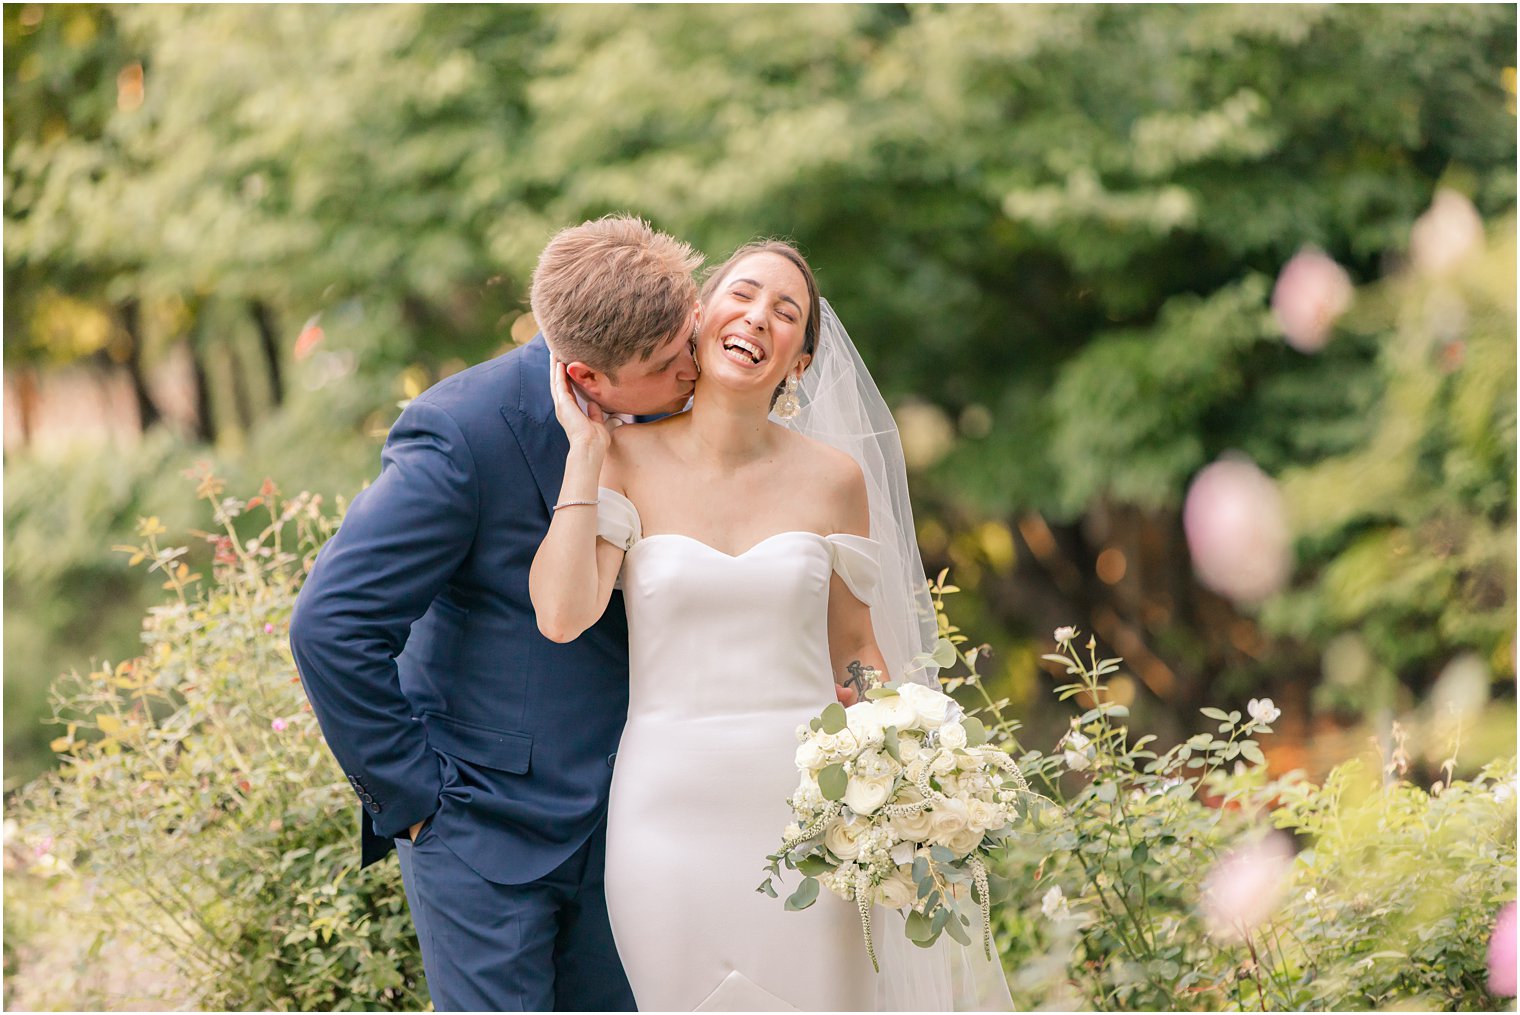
[366,801,380,813]
[606,753,617,768]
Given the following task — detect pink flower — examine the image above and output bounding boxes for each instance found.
[270,718,288,732]
[1490,902,1517,997]
[1201,831,1294,940]
[32,836,53,859]
[1271,247,1353,353]
[1183,456,1292,604]
[263,623,275,634]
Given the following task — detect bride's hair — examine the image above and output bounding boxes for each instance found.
[699,240,822,392]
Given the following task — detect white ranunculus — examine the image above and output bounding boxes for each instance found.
[795,740,824,770]
[824,818,864,861]
[872,692,918,730]
[930,749,959,776]
[897,682,953,728]
[938,722,968,750]
[948,826,985,856]
[876,866,917,909]
[928,798,970,846]
[846,701,886,744]
[889,787,934,842]
[844,775,893,816]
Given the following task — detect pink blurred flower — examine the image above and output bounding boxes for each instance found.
[1201,831,1294,940]
[1411,189,1483,275]
[264,623,275,634]
[33,836,53,859]
[1271,247,1353,353]
[270,718,288,732]
[1183,456,1292,604]
[1490,902,1517,997]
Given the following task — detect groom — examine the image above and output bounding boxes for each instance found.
[289,215,703,1011]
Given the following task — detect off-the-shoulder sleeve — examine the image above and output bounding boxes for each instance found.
[826,533,882,605]
[596,487,642,552]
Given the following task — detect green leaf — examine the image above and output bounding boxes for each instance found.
[796,854,833,876]
[883,726,901,763]
[784,877,820,911]
[912,856,929,883]
[961,716,987,748]
[820,702,847,734]
[1239,740,1265,765]
[944,912,972,945]
[1200,707,1231,721]
[1132,842,1149,863]
[809,717,822,732]
[930,844,956,863]
[905,909,934,942]
[818,763,847,801]
[757,878,777,898]
[932,638,957,668]
[865,687,899,699]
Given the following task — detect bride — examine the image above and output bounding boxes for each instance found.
[530,241,1008,1011]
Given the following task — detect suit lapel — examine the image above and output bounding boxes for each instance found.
[499,335,568,516]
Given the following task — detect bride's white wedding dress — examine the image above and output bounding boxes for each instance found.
[597,487,884,1011]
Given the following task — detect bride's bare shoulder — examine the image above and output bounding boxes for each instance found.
[782,431,869,532]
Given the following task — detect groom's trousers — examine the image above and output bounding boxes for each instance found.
[395,817,636,1012]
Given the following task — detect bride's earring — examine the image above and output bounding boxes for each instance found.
[775,373,801,421]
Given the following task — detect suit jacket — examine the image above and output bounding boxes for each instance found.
[289,336,630,885]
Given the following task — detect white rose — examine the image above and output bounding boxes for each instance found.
[824,819,864,861]
[844,775,893,816]
[889,788,935,842]
[948,826,986,856]
[966,799,1000,832]
[897,682,953,729]
[936,774,962,800]
[957,750,987,773]
[930,749,959,776]
[815,732,839,754]
[927,798,970,846]
[938,722,968,750]
[904,759,928,786]
[846,702,886,744]
[875,866,917,909]
[795,740,824,770]
[834,729,861,756]
[897,734,924,763]
[872,692,918,730]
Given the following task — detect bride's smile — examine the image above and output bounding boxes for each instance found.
[697,251,813,399]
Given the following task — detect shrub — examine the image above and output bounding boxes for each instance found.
[5,467,427,1011]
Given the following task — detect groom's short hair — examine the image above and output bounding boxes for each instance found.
[530,215,703,378]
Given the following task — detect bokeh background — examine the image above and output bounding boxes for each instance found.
[2,4,1515,1008]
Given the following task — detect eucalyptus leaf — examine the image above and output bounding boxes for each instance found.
[783,877,820,911]
[818,763,847,801]
[820,702,847,734]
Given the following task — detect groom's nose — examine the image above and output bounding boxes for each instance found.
[676,344,699,382]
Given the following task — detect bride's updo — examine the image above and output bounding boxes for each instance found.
[699,239,822,363]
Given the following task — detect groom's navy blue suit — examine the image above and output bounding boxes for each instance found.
[290,336,637,1011]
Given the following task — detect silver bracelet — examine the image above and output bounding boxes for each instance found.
[553,499,599,511]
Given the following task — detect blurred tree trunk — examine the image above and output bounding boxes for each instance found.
[187,315,217,445]
[249,299,284,407]
[116,298,160,432]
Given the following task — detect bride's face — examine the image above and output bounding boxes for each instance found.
[696,252,812,399]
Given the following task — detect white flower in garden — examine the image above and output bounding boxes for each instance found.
[1183,455,1292,604]
[1041,885,1070,920]
[872,692,918,730]
[1053,626,1077,644]
[1201,831,1295,940]
[1061,730,1093,772]
[824,818,865,861]
[897,682,952,728]
[1271,246,1353,353]
[844,776,894,816]
[1410,188,1484,275]
[1247,697,1281,727]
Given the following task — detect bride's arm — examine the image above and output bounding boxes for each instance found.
[827,458,891,695]
[529,361,627,643]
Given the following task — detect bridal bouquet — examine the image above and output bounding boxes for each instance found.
[758,681,1029,971]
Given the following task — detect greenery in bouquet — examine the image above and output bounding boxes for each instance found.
[759,670,1038,971]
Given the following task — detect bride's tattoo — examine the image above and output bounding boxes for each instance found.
[844,660,882,696]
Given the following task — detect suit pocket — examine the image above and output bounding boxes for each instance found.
[421,711,532,774]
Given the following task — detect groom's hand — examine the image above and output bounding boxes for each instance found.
[833,682,859,707]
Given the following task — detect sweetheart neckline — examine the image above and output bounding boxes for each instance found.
[630,530,830,560]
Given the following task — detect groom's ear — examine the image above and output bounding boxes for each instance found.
[564,361,601,389]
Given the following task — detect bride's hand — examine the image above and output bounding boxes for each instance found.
[549,357,612,455]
